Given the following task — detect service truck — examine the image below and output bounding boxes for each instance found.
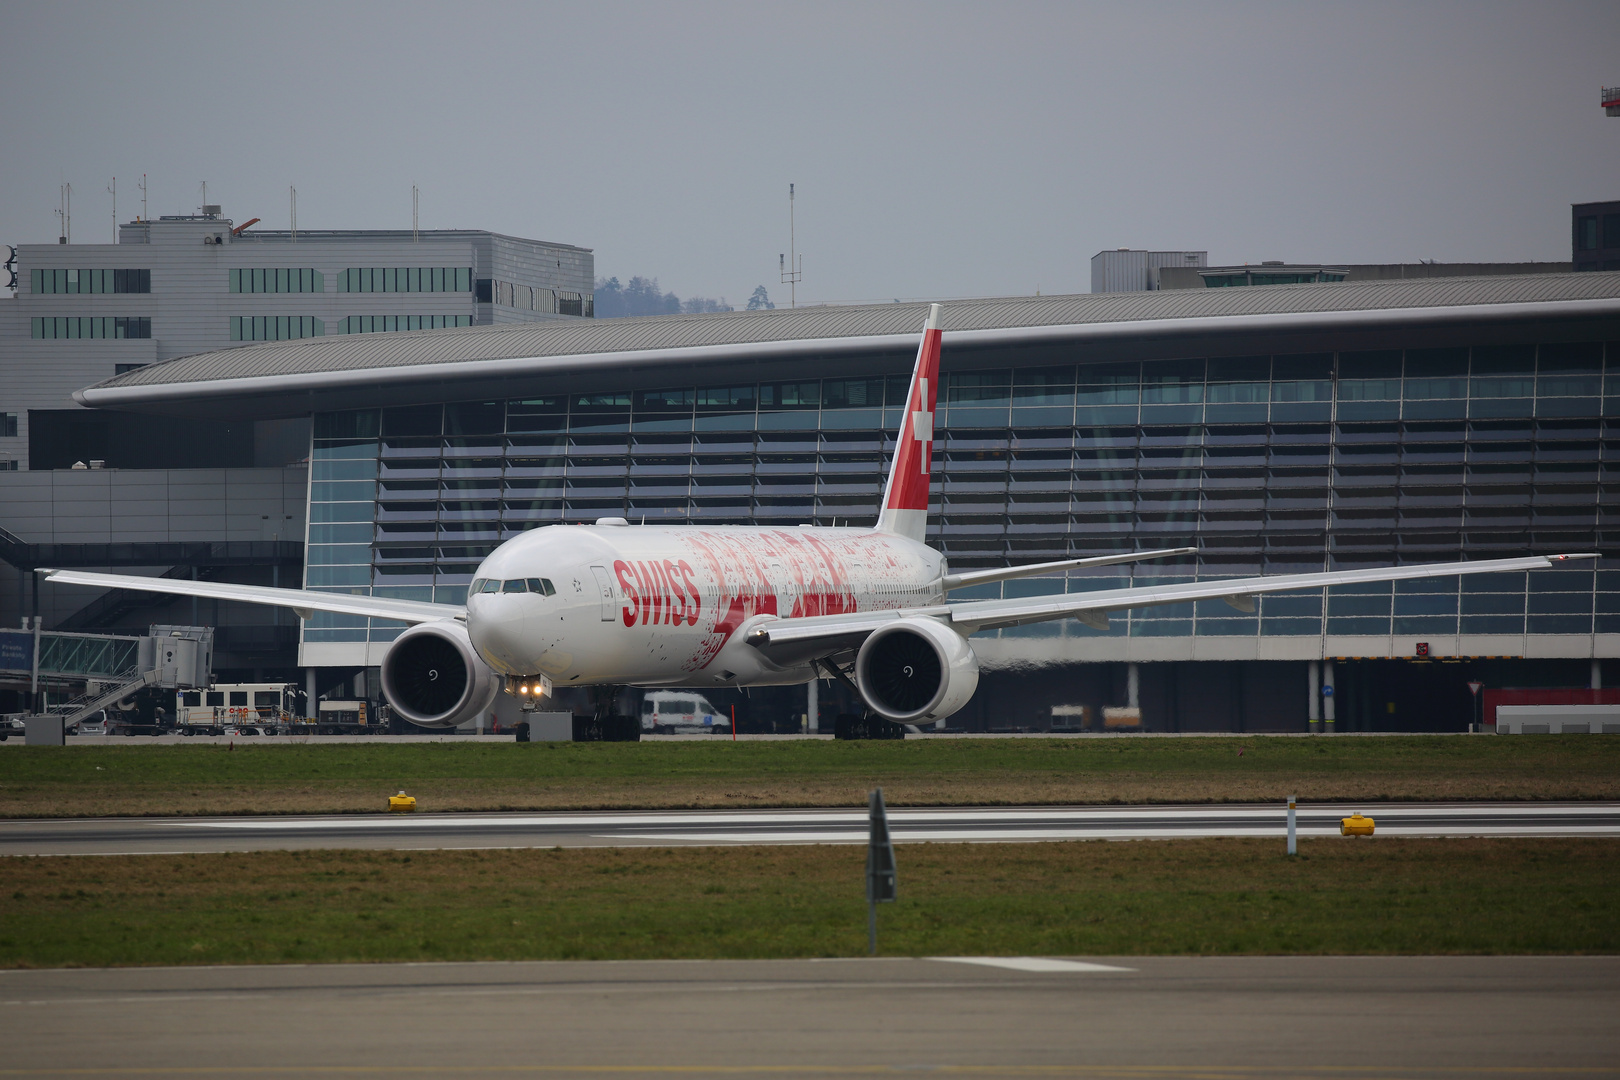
[175,683,302,736]
[639,691,728,734]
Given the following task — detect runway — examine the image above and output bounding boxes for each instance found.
[1,955,1615,1077]
[3,801,1618,856]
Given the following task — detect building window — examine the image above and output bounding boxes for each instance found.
[30,268,150,294]
[475,278,493,303]
[1578,217,1600,251]
[1605,215,1620,251]
[339,267,472,293]
[230,268,324,293]
[558,291,584,317]
[114,363,147,376]
[337,315,472,334]
[31,317,151,339]
[0,414,16,438]
[230,315,324,341]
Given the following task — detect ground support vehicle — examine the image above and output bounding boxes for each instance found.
[639,691,729,734]
[315,700,383,735]
[176,683,304,736]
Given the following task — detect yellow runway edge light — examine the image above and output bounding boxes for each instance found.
[1341,812,1375,836]
[388,791,417,813]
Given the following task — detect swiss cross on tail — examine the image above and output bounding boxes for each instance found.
[876,303,942,542]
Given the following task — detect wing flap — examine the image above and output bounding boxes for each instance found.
[941,547,1196,592]
[946,553,1594,632]
[736,552,1596,656]
[39,569,465,625]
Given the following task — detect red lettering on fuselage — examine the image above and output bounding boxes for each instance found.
[679,560,701,626]
[614,560,639,626]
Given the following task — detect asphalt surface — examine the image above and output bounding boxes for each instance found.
[3,802,1618,856]
[1,956,1615,1078]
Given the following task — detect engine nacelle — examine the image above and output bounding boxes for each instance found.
[854,618,980,724]
[380,621,499,728]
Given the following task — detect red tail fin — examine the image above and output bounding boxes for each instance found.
[875,303,941,542]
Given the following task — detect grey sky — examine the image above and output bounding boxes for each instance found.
[3,1,1617,305]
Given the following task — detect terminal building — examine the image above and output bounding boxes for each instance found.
[24,270,1617,732]
[0,212,591,699]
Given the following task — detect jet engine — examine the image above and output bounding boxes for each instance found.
[854,618,979,724]
[379,621,499,728]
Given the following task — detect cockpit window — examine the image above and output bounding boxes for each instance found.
[478,579,501,594]
[529,577,556,596]
[503,579,528,594]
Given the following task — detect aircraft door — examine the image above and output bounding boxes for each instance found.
[589,565,616,622]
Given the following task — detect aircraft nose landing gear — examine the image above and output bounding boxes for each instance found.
[505,674,553,712]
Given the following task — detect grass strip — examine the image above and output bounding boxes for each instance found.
[2,737,1618,818]
[1,837,1615,967]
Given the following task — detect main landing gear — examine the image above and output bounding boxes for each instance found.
[813,658,905,741]
[576,685,639,742]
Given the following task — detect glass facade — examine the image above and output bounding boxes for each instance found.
[32,316,151,339]
[230,268,324,293]
[336,315,473,334]
[1202,269,1346,287]
[31,268,149,294]
[303,340,1619,646]
[339,267,472,293]
[231,316,324,341]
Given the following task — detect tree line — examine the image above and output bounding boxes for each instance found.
[594,277,775,318]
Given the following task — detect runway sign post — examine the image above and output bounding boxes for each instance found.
[1287,795,1297,856]
[866,788,897,955]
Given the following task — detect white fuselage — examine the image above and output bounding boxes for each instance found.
[466,524,946,688]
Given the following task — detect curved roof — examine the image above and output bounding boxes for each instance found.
[78,272,1620,418]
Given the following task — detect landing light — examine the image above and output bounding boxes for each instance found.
[504,674,553,700]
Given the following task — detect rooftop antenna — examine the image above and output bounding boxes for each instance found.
[200,180,207,214]
[290,186,297,242]
[107,177,116,242]
[56,183,72,244]
[779,182,802,308]
[412,185,419,242]
[137,174,147,223]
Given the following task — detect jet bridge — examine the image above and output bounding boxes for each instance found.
[0,623,213,731]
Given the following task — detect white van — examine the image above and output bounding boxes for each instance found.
[640,691,728,734]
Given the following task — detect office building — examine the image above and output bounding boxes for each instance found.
[1573,200,1620,272]
[0,212,592,695]
[1090,250,1207,293]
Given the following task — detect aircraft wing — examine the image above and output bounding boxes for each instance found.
[38,568,465,625]
[746,553,1597,660]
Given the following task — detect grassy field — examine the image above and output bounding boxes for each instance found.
[0,737,1617,818]
[0,837,1614,967]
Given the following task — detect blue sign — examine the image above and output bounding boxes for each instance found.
[1322,686,1334,698]
[0,630,31,672]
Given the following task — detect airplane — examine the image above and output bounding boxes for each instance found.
[42,304,1595,730]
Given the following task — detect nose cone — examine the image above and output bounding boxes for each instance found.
[468,595,531,676]
[466,526,586,676]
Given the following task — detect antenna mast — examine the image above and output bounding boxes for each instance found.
[57,183,72,244]
[779,182,802,308]
[412,185,419,242]
[108,178,116,242]
[290,186,297,242]
[138,174,147,223]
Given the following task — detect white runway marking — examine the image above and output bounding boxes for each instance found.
[930,957,1134,973]
[7,803,1615,856]
[173,803,1619,830]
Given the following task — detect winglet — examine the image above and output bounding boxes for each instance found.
[875,304,943,542]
